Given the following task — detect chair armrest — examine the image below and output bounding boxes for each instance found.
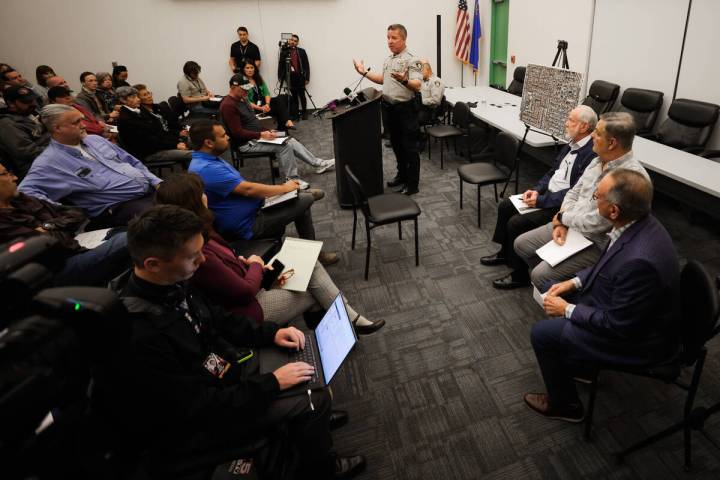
[681,146,704,155]
[699,149,720,159]
[638,132,658,140]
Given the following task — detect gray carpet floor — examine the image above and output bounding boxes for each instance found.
[235,115,720,480]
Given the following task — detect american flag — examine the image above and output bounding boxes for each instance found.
[455,0,471,63]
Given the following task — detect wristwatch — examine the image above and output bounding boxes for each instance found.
[556,212,564,226]
[42,222,55,230]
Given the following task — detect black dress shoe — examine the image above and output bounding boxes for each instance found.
[329,410,349,431]
[386,177,404,188]
[480,252,507,266]
[333,454,367,478]
[352,317,386,335]
[492,273,531,290]
[401,186,419,196]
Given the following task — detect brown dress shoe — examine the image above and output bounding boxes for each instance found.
[523,393,584,423]
[307,188,325,201]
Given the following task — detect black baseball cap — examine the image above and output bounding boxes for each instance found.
[3,85,37,103]
[229,73,249,86]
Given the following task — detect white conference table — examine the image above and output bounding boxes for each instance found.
[445,86,720,199]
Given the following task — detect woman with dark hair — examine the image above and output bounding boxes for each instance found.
[112,65,130,88]
[242,61,294,131]
[35,65,56,92]
[155,172,384,334]
[96,72,118,114]
[177,60,217,115]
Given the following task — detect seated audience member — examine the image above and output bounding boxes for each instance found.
[2,67,47,105]
[45,75,70,89]
[112,65,130,88]
[514,112,649,288]
[0,85,51,178]
[0,163,129,286]
[188,120,339,266]
[34,64,56,97]
[418,59,445,124]
[155,173,384,333]
[484,105,598,290]
[524,169,680,422]
[136,83,182,131]
[19,104,161,228]
[115,86,191,166]
[76,71,118,122]
[243,61,294,131]
[177,60,217,115]
[220,74,334,188]
[48,85,108,137]
[111,205,366,479]
[96,72,118,114]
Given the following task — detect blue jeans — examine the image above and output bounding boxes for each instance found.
[54,232,131,287]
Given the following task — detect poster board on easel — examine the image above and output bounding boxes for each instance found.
[519,64,583,138]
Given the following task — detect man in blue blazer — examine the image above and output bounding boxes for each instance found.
[482,105,598,290]
[524,169,680,422]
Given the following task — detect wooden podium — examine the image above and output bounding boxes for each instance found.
[328,87,383,208]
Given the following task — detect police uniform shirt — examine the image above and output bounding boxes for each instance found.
[382,49,423,104]
[420,75,445,106]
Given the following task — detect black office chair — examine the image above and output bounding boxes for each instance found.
[344,165,421,280]
[116,132,179,178]
[582,260,720,471]
[229,139,278,184]
[167,95,187,120]
[615,88,664,136]
[645,99,720,153]
[582,80,620,115]
[425,101,472,169]
[507,66,526,96]
[457,132,519,227]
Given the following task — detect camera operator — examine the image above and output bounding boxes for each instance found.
[0,163,130,286]
[229,26,261,73]
[278,34,310,120]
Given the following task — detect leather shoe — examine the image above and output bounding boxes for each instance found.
[333,454,366,478]
[329,410,349,431]
[480,251,507,266]
[352,316,386,335]
[400,186,419,196]
[492,273,531,290]
[318,252,340,266]
[386,177,404,188]
[523,393,584,423]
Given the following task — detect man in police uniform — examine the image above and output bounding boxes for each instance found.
[418,59,445,125]
[353,24,423,195]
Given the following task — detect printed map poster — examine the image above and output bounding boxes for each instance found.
[520,64,583,138]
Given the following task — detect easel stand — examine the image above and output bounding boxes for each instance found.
[499,123,560,198]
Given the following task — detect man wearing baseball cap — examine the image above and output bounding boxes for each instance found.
[0,85,51,178]
[220,73,334,189]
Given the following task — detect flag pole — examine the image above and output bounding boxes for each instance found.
[461,64,464,88]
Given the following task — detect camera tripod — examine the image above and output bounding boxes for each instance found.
[552,40,570,69]
[277,40,318,117]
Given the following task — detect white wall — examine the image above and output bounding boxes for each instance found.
[0,0,492,106]
[507,0,595,93]
[676,0,720,150]
[586,0,689,129]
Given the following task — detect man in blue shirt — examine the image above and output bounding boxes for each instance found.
[188,120,338,265]
[19,104,161,228]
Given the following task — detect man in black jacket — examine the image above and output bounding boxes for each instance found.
[115,86,191,166]
[278,34,311,120]
[113,205,365,478]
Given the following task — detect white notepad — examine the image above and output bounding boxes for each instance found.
[269,238,323,292]
[257,136,289,145]
[532,286,547,309]
[75,228,111,249]
[536,228,593,267]
[261,190,298,209]
[509,194,541,215]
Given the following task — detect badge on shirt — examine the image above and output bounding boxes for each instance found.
[203,352,231,378]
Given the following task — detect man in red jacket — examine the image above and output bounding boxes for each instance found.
[47,85,111,138]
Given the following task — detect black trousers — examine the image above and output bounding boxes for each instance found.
[252,193,316,241]
[87,191,156,229]
[268,95,292,131]
[290,73,307,116]
[491,197,556,282]
[383,99,422,190]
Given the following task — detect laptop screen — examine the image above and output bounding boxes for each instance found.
[315,293,357,384]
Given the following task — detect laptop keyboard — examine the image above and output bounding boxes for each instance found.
[289,334,319,383]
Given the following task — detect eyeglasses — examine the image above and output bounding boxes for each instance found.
[280,268,295,282]
[592,190,598,201]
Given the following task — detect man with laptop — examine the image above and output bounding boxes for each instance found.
[113,205,365,478]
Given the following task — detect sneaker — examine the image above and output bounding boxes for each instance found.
[287,176,309,190]
[315,158,335,174]
[307,188,325,201]
[318,251,339,266]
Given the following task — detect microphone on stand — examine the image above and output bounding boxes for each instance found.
[313,68,372,117]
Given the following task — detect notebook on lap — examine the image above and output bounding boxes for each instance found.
[259,293,357,397]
